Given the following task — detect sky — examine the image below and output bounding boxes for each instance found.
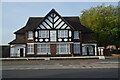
[1,2,118,45]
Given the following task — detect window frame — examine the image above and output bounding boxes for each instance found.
[27,44,34,54]
[28,31,33,40]
[57,44,70,54]
[58,30,68,38]
[74,43,80,54]
[74,31,79,39]
[37,44,50,54]
[38,30,49,38]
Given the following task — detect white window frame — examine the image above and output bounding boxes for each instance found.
[27,44,34,54]
[74,31,79,39]
[50,30,56,41]
[74,43,80,54]
[37,44,50,54]
[28,31,33,40]
[57,44,70,54]
[39,30,49,38]
[58,30,68,38]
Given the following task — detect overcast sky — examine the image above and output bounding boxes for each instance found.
[1,2,118,45]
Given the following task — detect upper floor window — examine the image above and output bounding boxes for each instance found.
[74,31,79,39]
[28,31,33,40]
[39,30,49,38]
[58,30,68,38]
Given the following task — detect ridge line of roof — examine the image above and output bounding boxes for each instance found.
[29,16,80,18]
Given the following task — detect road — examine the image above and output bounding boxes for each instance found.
[1,57,120,79]
[2,68,119,78]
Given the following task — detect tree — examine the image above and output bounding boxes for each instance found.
[80,4,120,47]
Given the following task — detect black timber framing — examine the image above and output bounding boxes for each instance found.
[33,9,75,30]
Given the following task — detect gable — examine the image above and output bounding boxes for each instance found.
[14,9,93,34]
[36,9,72,30]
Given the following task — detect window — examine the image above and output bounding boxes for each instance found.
[27,44,34,54]
[39,30,49,38]
[37,44,50,54]
[50,30,56,41]
[74,43,80,54]
[57,44,70,54]
[28,31,33,39]
[74,31,79,39]
[58,30,68,38]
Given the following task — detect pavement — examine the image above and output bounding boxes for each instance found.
[0,56,105,60]
[1,56,120,70]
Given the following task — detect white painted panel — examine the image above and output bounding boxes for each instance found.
[42,22,47,27]
[45,19,52,28]
[54,19,62,27]
[39,24,45,29]
[53,13,56,17]
[69,31,72,37]
[45,39,49,42]
[42,22,51,29]
[58,38,62,41]
[48,16,53,22]
[39,39,43,42]
[54,16,59,22]
[64,38,68,41]
[50,30,56,41]
[37,27,40,29]
[56,21,64,29]
[66,27,70,29]
[35,31,38,37]
[61,24,67,29]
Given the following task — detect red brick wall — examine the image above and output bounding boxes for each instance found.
[16,34,25,39]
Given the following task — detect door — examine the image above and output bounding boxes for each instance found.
[20,48,23,57]
[50,30,56,41]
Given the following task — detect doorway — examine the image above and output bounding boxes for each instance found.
[82,46,94,56]
[20,48,23,57]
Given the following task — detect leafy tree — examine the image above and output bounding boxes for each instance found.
[80,4,120,47]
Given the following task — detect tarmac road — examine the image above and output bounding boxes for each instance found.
[2,68,119,78]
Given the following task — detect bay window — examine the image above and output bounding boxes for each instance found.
[37,44,50,54]
[57,44,70,54]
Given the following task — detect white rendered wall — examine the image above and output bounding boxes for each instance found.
[10,44,25,57]
[82,43,97,56]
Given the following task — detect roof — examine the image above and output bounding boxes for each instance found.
[9,39,26,44]
[14,16,93,34]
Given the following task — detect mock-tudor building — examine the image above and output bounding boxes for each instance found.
[9,9,98,57]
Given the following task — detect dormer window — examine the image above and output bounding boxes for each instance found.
[74,31,79,39]
[28,31,33,40]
